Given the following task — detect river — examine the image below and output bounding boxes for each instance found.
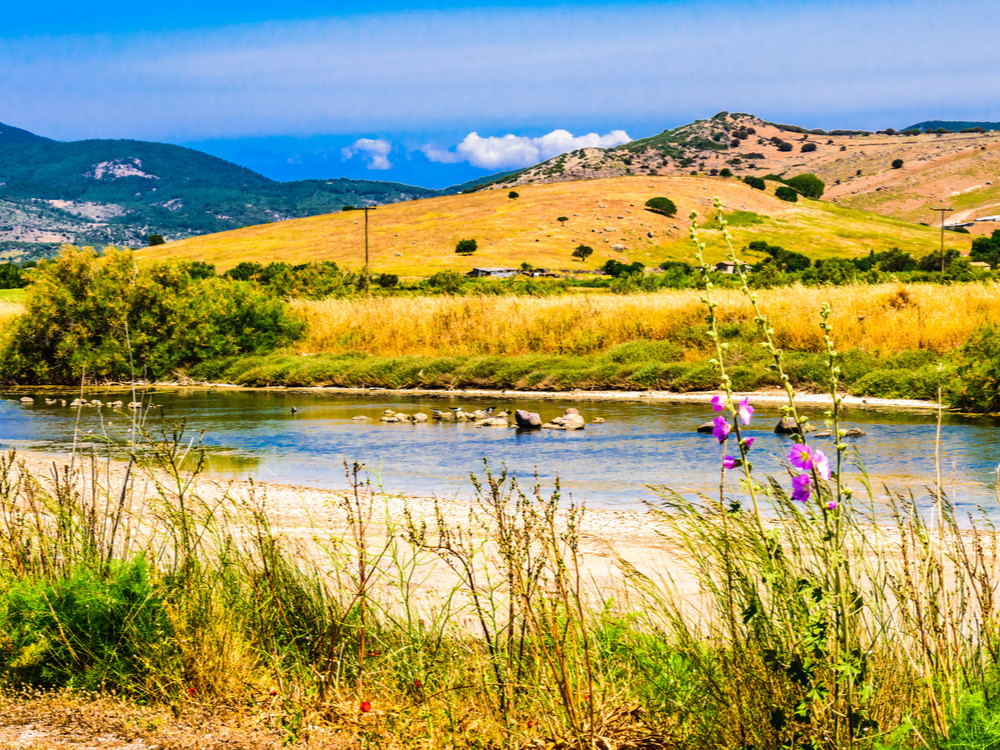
[2,388,999,515]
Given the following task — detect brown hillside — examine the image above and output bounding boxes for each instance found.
[503,113,1000,233]
[149,175,967,276]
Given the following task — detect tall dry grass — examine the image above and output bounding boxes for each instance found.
[293,281,1000,357]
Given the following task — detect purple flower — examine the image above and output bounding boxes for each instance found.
[713,416,731,443]
[711,395,726,412]
[737,397,754,426]
[787,444,831,479]
[723,455,738,470]
[742,437,755,450]
[791,473,812,503]
[827,501,838,511]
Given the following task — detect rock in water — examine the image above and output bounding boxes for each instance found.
[775,417,813,435]
[696,421,715,433]
[515,410,542,429]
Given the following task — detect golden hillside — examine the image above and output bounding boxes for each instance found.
[148,175,967,276]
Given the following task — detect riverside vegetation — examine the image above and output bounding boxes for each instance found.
[2,243,1000,411]
[3,207,1000,748]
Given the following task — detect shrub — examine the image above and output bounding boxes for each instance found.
[375,273,399,288]
[801,142,817,153]
[0,247,302,383]
[602,259,645,278]
[743,176,766,190]
[572,244,594,261]
[148,234,165,246]
[776,141,793,152]
[892,158,904,169]
[508,191,519,200]
[455,238,478,255]
[719,168,733,178]
[783,173,825,199]
[775,186,798,202]
[427,270,465,293]
[644,197,677,217]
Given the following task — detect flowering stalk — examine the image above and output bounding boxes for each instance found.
[690,213,762,527]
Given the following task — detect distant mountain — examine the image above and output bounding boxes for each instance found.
[905,120,1000,132]
[0,123,463,261]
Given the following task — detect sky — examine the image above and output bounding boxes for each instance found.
[3,0,1000,188]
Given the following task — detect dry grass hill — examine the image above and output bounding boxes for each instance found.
[149,174,968,276]
[503,113,1000,234]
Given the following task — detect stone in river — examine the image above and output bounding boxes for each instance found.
[515,410,542,429]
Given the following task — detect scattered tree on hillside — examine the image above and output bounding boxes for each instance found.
[644,197,678,217]
[783,174,826,199]
[455,238,478,255]
[508,191,519,200]
[572,244,594,261]
[719,168,733,178]
[557,216,569,224]
[892,158,904,169]
[148,234,165,246]
[801,142,817,153]
[743,176,766,190]
[775,186,799,202]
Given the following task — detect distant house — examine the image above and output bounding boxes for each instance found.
[970,261,992,270]
[466,267,518,278]
[714,260,750,274]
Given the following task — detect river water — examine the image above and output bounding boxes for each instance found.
[2,388,999,514]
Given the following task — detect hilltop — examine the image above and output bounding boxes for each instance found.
[499,113,1000,232]
[151,174,969,276]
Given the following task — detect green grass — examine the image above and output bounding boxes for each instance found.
[0,288,25,302]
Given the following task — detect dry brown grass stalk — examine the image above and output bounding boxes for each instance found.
[293,281,1000,357]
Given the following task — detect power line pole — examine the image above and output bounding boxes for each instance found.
[932,207,953,273]
[360,206,376,293]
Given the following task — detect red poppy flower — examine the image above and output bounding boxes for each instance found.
[360,701,372,713]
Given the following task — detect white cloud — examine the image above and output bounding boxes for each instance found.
[423,129,631,170]
[341,138,392,170]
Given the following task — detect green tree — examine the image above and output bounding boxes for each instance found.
[508,191,519,200]
[0,247,301,383]
[743,176,766,190]
[644,197,678,217]
[783,174,825,199]
[892,158,904,169]
[572,244,594,261]
[148,234,165,246]
[455,238,478,255]
[775,186,799,202]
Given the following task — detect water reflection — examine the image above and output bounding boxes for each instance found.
[1,388,999,513]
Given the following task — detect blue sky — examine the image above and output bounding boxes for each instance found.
[3,1,999,188]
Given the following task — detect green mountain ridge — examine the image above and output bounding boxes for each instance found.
[0,123,489,261]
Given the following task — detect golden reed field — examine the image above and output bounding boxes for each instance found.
[292,282,1000,357]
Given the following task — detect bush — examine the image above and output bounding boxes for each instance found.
[644,197,677,217]
[892,158,904,169]
[455,238,478,255]
[148,234,165,246]
[572,244,594,261]
[775,186,799,202]
[508,191,519,200]
[0,247,303,383]
[0,559,174,693]
[602,259,645,278]
[719,168,733,178]
[743,176,766,190]
[776,141,793,152]
[783,173,825,199]
[800,142,817,153]
[427,270,465,293]
[375,273,399,288]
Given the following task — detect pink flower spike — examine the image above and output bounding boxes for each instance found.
[737,397,754,426]
[723,456,738,470]
[827,501,838,511]
[787,444,813,472]
[711,395,726,412]
[791,473,811,503]
[713,416,731,443]
[813,449,831,480]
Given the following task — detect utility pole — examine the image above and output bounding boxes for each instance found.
[360,206,375,293]
[932,207,953,273]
